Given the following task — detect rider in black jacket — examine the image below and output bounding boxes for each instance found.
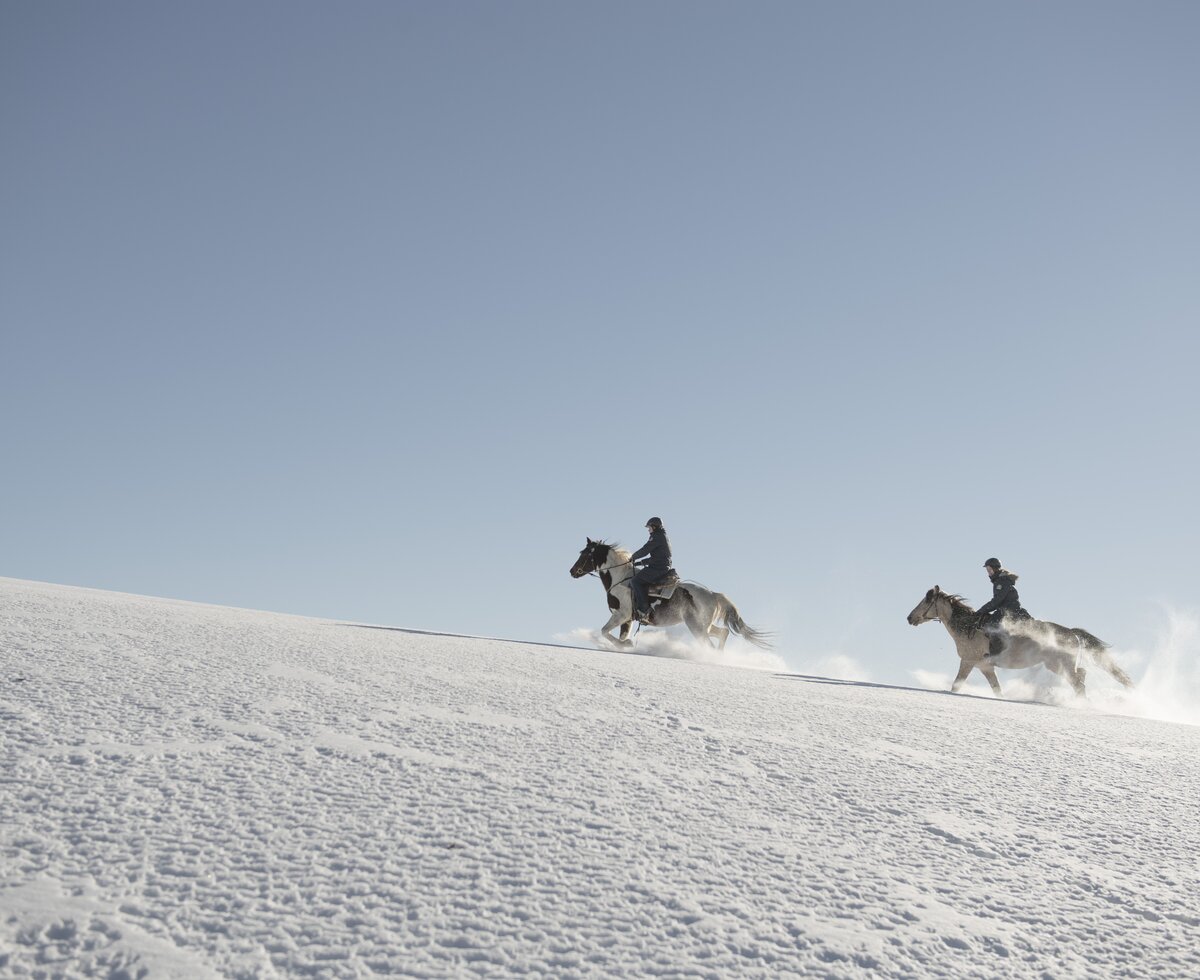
[631,517,673,622]
[978,557,1031,656]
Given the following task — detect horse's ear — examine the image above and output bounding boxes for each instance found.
[934,584,940,593]
[586,537,594,546]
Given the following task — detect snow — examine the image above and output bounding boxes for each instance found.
[2,576,1198,978]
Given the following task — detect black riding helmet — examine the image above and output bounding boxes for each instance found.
[645,517,664,531]
[984,557,1001,571]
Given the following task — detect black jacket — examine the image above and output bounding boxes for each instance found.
[978,570,1030,621]
[631,528,673,572]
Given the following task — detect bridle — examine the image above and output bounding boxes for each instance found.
[582,549,635,590]
[921,592,982,638]
[919,592,942,623]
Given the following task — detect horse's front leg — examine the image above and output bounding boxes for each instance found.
[950,659,972,693]
[978,663,1002,697]
[599,609,631,647]
[599,587,634,648]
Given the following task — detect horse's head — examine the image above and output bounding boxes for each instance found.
[570,538,610,578]
[907,586,944,626]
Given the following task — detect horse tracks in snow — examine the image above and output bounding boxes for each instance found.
[1,576,1198,977]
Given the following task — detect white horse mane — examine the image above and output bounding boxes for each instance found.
[601,545,635,586]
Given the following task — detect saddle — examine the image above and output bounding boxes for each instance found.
[647,571,681,601]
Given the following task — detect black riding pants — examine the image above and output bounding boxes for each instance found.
[982,611,1026,657]
[631,568,671,613]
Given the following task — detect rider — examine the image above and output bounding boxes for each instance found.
[977,557,1031,657]
[630,517,674,623]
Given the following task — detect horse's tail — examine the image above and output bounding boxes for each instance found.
[714,592,773,649]
[1071,627,1135,689]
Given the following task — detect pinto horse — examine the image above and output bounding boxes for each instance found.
[906,585,1133,698]
[570,538,772,651]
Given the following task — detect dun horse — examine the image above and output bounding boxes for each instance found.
[570,538,772,651]
[906,585,1133,698]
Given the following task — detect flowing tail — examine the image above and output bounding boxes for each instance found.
[1070,628,1135,689]
[715,593,774,649]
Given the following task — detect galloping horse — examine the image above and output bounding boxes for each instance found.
[906,585,1134,698]
[570,538,772,651]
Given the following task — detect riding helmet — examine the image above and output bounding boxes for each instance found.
[983,557,1001,571]
[645,517,664,530]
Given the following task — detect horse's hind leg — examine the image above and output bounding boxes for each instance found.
[707,603,729,650]
[708,601,730,649]
[1048,656,1086,696]
[1096,649,1134,688]
[675,591,718,649]
[683,612,717,649]
[682,605,719,649]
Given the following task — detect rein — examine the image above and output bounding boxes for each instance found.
[588,557,635,589]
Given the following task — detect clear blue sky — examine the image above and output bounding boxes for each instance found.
[4,2,1198,680]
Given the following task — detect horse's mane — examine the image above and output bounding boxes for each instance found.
[594,540,632,563]
[940,593,979,627]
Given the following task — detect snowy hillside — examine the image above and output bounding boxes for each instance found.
[2,577,1198,978]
